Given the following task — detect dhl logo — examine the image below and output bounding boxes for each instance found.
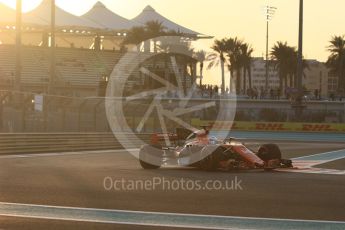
[206,121,233,130]
[302,124,338,132]
[195,120,345,133]
[255,123,290,131]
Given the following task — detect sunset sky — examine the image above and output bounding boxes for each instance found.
[0,0,344,86]
[1,0,344,62]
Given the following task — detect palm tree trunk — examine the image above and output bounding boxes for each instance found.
[183,63,187,96]
[236,69,242,94]
[230,69,234,93]
[153,39,157,53]
[342,70,345,91]
[189,63,194,86]
[289,74,293,87]
[248,67,252,90]
[279,71,283,94]
[220,58,225,94]
[199,63,203,86]
[243,67,247,93]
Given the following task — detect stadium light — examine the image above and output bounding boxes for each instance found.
[292,0,305,112]
[15,0,22,91]
[48,0,56,94]
[264,5,277,91]
[297,0,303,92]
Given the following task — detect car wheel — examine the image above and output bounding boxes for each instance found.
[139,160,161,170]
[198,147,224,171]
[257,144,282,161]
[139,145,162,169]
[199,154,217,171]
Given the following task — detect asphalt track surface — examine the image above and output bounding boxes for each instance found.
[0,140,345,229]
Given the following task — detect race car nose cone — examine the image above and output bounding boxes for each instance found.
[254,162,265,168]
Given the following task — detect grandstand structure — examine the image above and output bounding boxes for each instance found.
[0,1,207,132]
[0,44,121,96]
[0,0,207,96]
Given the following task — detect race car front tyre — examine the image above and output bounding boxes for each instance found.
[139,160,161,169]
[198,147,224,171]
[198,154,217,171]
[139,145,162,169]
[257,144,282,161]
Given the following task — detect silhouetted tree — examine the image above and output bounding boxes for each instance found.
[207,39,227,94]
[194,50,207,86]
[326,35,345,90]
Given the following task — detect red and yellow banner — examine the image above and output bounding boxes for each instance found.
[191,119,345,133]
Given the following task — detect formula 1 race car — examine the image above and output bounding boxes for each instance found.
[138,127,293,171]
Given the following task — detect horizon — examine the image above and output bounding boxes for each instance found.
[1,0,344,86]
[1,0,344,63]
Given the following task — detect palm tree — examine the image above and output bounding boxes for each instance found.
[123,21,167,52]
[207,39,227,94]
[286,46,298,88]
[123,26,148,50]
[145,20,166,53]
[240,43,254,92]
[271,41,290,92]
[224,37,243,94]
[194,50,207,86]
[271,42,309,96]
[326,36,345,90]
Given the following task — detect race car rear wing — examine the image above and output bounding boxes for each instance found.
[150,128,193,146]
[150,133,178,146]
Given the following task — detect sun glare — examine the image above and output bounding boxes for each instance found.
[0,0,43,12]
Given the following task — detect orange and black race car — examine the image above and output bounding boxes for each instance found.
[138,127,293,171]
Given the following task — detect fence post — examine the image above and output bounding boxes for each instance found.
[93,100,103,132]
[78,100,87,132]
[0,92,11,131]
[22,95,34,132]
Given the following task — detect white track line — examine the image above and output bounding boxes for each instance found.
[0,202,344,230]
[277,149,345,175]
[0,149,139,159]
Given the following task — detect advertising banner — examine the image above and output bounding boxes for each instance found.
[191,119,345,133]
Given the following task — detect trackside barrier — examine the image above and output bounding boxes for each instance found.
[191,119,345,133]
[0,133,151,155]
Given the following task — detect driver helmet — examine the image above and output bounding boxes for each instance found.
[209,136,218,144]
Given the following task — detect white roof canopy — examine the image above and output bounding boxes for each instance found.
[0,3,15,25]
[0,2,209,37]
[24,0,102,29]
[132,5,202,36]
[82,2,139,30]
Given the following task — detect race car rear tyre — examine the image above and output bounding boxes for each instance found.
[257,144,282,161]
[198,147,224,171]
[199,154,217,171]
[139,160,161,169]
[139,145,162,169]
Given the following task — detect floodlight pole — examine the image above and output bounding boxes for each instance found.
[292,0,305,116]
[265,6,276,91]
[265,16,269,90]
[297,0,304,92]
[48,0,56,94]
[15,0,22,91]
